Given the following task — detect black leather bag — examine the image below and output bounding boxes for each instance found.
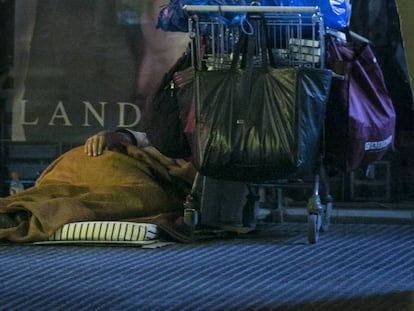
[142,51,193,158]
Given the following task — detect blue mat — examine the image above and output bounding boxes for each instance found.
[0,223,413,310]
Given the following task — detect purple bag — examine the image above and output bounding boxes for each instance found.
[325,35,396,172]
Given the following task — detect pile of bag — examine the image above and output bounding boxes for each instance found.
[147,17,333,182]
[157,0,351,32]
[147,4,396,182]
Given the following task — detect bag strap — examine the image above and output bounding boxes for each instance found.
[230,13,275,70]
[230,25,248,71]
[240,16,259,100]
[257,14,275,69]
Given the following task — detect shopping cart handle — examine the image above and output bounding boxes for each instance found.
[183,5,320,14]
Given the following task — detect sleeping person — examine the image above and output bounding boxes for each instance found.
[0,129,249,243]
[0,130,197,242]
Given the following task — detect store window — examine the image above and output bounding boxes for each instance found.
[10,0,189,144]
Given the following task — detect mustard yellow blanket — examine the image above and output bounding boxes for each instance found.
[0,145,196,242]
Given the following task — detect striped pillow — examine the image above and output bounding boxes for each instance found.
[48,221,158,243]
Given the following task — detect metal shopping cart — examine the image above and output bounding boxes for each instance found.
[186,4,325,70]
[183,3,333,244]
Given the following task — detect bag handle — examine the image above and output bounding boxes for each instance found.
[230,13,274,71]
[257,14,275,69]
[327,32,369,76]
[243,15,276,100]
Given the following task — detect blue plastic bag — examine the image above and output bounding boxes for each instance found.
[318,0,349,29]
[262,0,349,29]
[157,0,249,32]
[157,0,349,32]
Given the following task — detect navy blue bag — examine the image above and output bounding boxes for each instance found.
[157,0,188,32]
[157,0,249,32]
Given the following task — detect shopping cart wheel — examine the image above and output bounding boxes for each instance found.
[308,214,321,244]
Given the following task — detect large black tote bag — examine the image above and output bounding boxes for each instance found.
[192,20,333,182]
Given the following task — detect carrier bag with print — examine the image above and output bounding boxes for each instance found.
[325,35,396,172]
